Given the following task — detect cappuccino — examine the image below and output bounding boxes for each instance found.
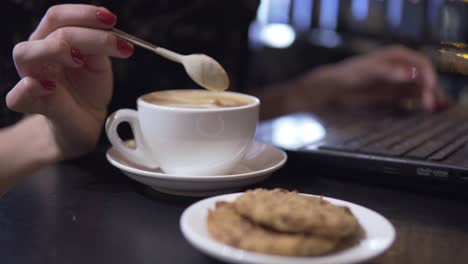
[142,90,253,109]
[106,89,260,175]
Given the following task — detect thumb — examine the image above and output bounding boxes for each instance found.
[6,77,56,114]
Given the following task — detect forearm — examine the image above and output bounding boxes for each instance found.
[249,66,337,120]
[249,79,300,120]
[0,115,61,195]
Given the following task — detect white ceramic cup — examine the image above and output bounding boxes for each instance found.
[105,90,259,176]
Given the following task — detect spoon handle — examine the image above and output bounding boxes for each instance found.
[112,28,158,51]
[112,28,183,63]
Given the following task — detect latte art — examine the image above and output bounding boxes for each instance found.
[142,90,253,109]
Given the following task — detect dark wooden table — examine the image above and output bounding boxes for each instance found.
[1,151,467,264]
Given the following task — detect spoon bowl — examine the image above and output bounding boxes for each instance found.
[182,54,230,92]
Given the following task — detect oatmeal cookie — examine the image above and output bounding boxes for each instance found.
[207,201,340,256]
[233,188,360,239]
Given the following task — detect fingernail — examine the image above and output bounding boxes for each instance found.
[396,66,417,82]
[39,80,56,91]
[408,66,417,80]
[70,47,85,65]
[96,10,116,25]
[437,96,450,110]
[116,38,134,55]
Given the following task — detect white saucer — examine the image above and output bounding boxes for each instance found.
[180,193,396,264]
[106,141,287,197]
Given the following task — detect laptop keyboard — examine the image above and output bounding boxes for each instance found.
[318,106,468,161]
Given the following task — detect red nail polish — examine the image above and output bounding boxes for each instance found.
[70,47,85,65]
[438,97,450,110]
[96,10,116,25]
[39,80,56,91]
[116,38,134,55]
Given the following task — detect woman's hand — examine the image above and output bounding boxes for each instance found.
[295,46,449,112]
[6,4,134,160]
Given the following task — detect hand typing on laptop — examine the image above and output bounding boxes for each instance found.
[256,46,449,119]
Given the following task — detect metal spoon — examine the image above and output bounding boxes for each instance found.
[112,28,230,91]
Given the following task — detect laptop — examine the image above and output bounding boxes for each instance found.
[255,105,468,186]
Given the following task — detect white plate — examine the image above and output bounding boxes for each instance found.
[180,193,395,264]
[106,141,287,196]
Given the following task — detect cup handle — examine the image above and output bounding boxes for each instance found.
[105,109,159,168]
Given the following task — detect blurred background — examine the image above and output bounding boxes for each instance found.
[1,0,468,127]
[246,0,468,102]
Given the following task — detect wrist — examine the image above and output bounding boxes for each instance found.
[9,115,63,166]
[0,115,62,194]
[289,66,339,111]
